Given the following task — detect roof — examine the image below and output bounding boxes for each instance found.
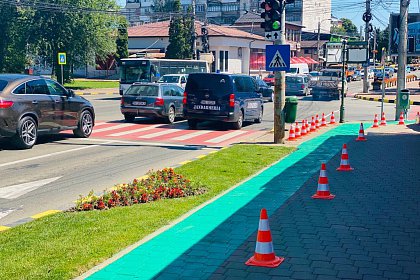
[291,57,319,64]
[128,20,264,40]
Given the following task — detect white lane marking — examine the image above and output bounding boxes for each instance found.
[0,177,61,199]
[204,130,247,143]
[0,209,16,220]
[0,141,112,168]
[93,123,137,133]
[138,129,182,139]
[108,125,159,136]
[172,130,212,141]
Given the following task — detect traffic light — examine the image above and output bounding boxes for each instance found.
[260,0,295,32]
[260,0,281,32]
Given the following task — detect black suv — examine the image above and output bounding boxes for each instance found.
[183,73,263,129]
[0,74,95,149]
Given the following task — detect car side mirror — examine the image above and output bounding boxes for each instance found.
[67,89,75,97]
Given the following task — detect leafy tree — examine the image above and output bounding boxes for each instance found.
[165,0,189,59]
[183,6,194,59]
[331,18,358,36]
[377,26,389,59]
[0,4,28,73]
[115,16,129,64]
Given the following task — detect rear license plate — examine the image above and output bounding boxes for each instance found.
[132,101,146,106]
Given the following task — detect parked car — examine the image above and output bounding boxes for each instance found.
[351,70,362,81]
[0,74,95,149]
[263,74,275,86]
[121,83,184,124]
[254,78,274,102]
[157,74,188,89]
[183,73,264,130]
[384,67,395,78]
[286,74,311,96]
[309,71,320,81]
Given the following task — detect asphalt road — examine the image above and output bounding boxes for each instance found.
[0,78,399,227]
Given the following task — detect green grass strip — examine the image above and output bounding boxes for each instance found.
[64,80,119,90]
[0,145,293,280]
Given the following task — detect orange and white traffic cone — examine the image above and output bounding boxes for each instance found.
[380,112,387,126]
[321,113,327,126]
[337,144,354,171]
[295,122,301,138]
[310,117,316,132]
[330,112,336,124]
[372,114,379,128]
[288,124,296,141]
[305,119,311,134]
[315,114,321,128]
[245,208,284,268]
[301,120,307,136]
[356,123,367,141]
[398,111,405,125]
[312,163,335,200]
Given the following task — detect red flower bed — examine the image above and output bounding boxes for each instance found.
[75,168,206,211]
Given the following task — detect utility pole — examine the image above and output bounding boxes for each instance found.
[340,39,347,123]
[274,1,286,143]
[396,0,410,120]
[362,0,371,93]
[191,0,197,59]
[373,28,376,67]
[317,21,321,62]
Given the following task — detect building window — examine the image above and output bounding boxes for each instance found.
[218,50,229,72]
[224,51,228,72]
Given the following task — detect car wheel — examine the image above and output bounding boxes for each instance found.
[167,106,175,124]
[188,119,198,129]
[255,107,263,123]
[124,114,135,122]
[232,111,243,130]
[73,110,94,138]
[13,116,38,149]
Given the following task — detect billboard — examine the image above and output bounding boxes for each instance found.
[389,13,420,56]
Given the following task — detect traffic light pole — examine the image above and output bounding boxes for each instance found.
[273,2,286,144]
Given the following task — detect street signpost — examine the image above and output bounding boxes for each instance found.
[58,52,66,85]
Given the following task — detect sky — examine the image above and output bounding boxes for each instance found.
[116,0,420,31]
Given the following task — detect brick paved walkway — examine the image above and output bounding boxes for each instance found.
[81,123,420,280]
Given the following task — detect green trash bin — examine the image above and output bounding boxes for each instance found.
[398,89,410,110]
[285,96,298,123]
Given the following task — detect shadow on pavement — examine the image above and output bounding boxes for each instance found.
[152,133,420,280]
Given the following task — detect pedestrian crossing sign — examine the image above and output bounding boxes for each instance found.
[265,45,290,71]
[58,53,66,65]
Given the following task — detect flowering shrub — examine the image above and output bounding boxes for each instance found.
[75,168,206,211]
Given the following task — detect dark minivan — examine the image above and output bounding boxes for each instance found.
[183,73,263,129]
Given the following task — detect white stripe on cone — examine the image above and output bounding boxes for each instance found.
[258,220,270,231]
[255,241,274,254]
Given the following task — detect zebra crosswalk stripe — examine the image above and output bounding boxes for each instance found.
[108,125,159,136]
[172,130,212,141]
[139,129,182,139]
[93,123,137,133]
[205,131,247,143]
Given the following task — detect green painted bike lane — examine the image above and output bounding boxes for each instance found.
[86,123,360,280]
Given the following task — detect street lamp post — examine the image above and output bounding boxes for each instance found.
[340,39,347,123]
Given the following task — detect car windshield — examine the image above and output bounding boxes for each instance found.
[310,72,319,76]
[159,76,179,83]
[321,71,340,77]
[267,74,275,78]
[124,85,159,96]
[186,74,232,97]
[286,68,298,74]
[0,80,7,91]
[286,76,304,83]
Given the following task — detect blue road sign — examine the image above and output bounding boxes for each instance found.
[58,53,66,65]
[266,45,290,71]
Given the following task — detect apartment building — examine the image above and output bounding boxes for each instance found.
[285,0,331,33]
